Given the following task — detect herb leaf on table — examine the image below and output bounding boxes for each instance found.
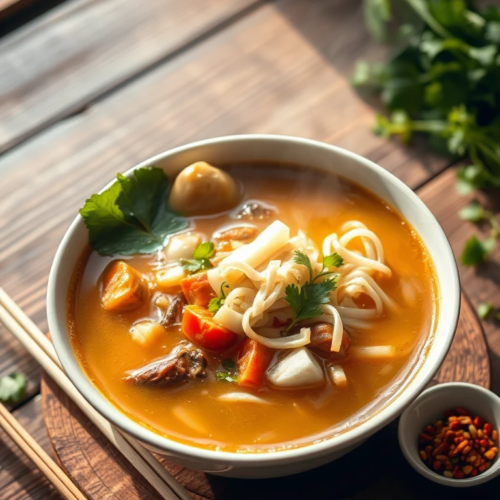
[0,373,26,405]
[80,167,188,255]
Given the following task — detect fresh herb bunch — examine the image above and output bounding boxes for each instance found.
[355,0,500,193]
[180,242,215,274]
[284,251,343,332]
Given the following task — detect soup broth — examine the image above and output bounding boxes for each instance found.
[68,162,438,452]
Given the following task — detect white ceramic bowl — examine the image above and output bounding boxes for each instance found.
[399,382,500,487]
[47,135,460,478]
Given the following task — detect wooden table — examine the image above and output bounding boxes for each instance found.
[1,0,499,498]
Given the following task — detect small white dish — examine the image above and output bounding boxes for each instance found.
[399,382,500,487]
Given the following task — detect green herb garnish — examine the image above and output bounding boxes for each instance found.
[285,279,338,333]
[0,373,26,405]
[215,358,238,382]
[180,242,215,274]
[293,250,343,283]
[80,167,188,255]
[459,200,500,266]
[208,282,230,313]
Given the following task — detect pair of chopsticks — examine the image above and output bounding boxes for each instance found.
[0,287,191,500]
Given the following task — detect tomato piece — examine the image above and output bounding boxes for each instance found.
[237,338,275,390]
[101,261,148,312]
[182,305,240,352]
[180,272,216,308]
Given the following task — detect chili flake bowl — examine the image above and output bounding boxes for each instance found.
[398,382,500,487]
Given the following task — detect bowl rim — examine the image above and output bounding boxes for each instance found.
[47,134,460,466]
[398,382,500,487]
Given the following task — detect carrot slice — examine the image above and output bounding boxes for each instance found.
[101,261,148,312]
[180,272,216,308]
[237,338,275,390]
[182,305,240,352]
[308,323,351,357]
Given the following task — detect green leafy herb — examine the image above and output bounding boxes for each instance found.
[0,373,26,405]
[180,242,215,274]
[80,167,188,255]
[477,302,500,320]
[355,0,500,265]
[215,358,238,383]
[285,279,338,332]
[293,250,343,283]
[208,282,230,313]
[459,200,500,266]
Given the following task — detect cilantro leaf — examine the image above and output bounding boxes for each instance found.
[293,251,314,282]
[459,200,485,222]
[0,373,26,405]
[80,167,188,255]
[216,358,238,382]
[285,278,338,332]
[208,282,229,313]
[180,242,215,274]
[323,253,344,268]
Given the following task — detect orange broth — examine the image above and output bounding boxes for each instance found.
[67,162,438,452]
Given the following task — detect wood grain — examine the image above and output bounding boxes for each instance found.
[40,290,488,500]
[0,0,449,399]
[0,396,61,500]
[0,0,260,153]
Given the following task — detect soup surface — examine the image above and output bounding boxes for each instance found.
[68,162,438,452]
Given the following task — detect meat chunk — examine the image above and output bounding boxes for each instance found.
[213,226,259,252]
[308,323,351,358]
[161,292,186,327]
[125,342,207,386]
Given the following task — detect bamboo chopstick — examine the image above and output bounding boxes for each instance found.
[0,403,86,500]
[0,288,192,500]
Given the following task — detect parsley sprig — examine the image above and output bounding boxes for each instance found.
[284,251,343,332]
[215,359,238,382]
[180,242,215,274]
[478,303,500,321]
[208,282,230,313]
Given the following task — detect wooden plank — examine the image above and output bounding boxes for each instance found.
[0,0,260,153]
[418,168,500,392]
[0,396,61,500]
[0,0,448,397]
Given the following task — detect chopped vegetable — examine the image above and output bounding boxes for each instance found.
[266,348,324,389]
[349,345,397,359]
[80,166,188,255]
[418,408,498,479]
[208,282,230,313]
[215,359,239,383]
[285,279,338,333]
[328,365,347,388]
[237,338,275,390]
[101,261,148,312]
[164,233,201,261]
[180,242,215,274]
[0,373,26,405]
[181,272,217,308]
[459,200,499,266]
[182,305,240,352]
[156,266,186,291]
[130,320,166,346]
